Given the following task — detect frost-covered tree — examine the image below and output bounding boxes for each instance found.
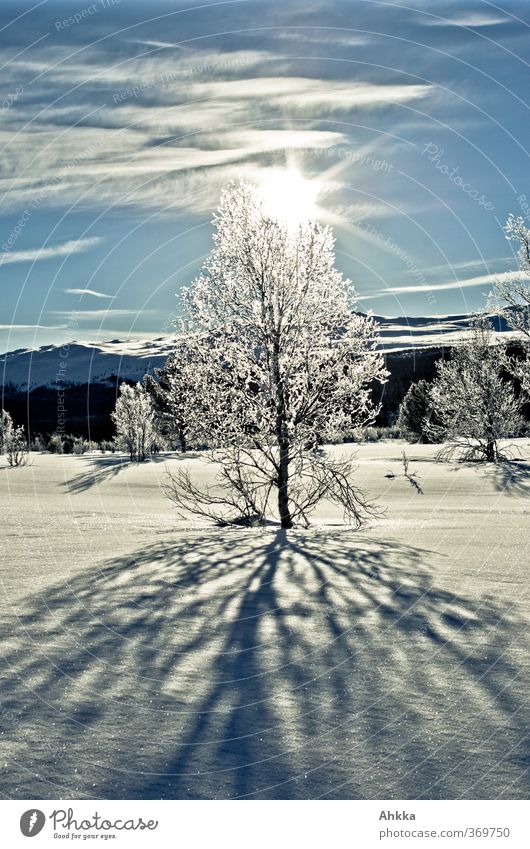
[112,382,157,461]
[428,318,523,462]
[47,433,65,454]
[492,214,530,395]
[164,180,388,528]
[144,341,203,452]
[2,410,28,466]
[0,409,9,453]
[398,380,434,443]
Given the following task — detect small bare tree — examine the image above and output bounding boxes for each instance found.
[0,409,9,454]
[427,318,523,462]
[163,180,388,528]
[2,410,28,467]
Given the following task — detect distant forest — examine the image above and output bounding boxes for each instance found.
[1,346,453,442]
[2,341,527,444]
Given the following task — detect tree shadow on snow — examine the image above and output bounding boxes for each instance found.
[63,453,190,493]
[482,460,530,497]
[443,454,530,497]
[0,529,528,800]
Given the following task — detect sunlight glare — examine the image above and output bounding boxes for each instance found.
[259,169,320,227]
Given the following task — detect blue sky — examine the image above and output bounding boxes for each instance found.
[1,0,530,352]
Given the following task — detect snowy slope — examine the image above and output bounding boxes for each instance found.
[0,312,515,390]
[0,338,173,390]
[372,310,515,351]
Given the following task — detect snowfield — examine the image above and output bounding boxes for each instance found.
[0,442,528,800]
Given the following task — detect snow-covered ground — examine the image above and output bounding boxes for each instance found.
[0,442,528,799]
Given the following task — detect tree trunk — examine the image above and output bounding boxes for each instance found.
[179,426,187,453]
[271,323,293,528]
[485,439,497,462]
[277,439,293,529]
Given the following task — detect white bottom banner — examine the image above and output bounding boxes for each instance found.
[1,799,528,848]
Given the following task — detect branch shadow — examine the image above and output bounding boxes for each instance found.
[482,460,530,497]
[0,529,527,800]
[63,453,188,493]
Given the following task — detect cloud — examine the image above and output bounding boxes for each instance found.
[425,13,510,27]
[360,271,527,299]
[64,288,114,299]
[418,257,515,276]
[0,117,348,215]
[0,323,67,330]
[131,40,189,51]
[0,238,102,266]
[0,25,434,216]
[51,309,159,320]
[198,77,432,112]
[272,31,371,47]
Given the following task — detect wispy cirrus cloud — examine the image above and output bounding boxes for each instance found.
[360,270,527,300]
[424,13,511,28]
[0,238,102,266]
[0,25,436,217]
[418,257,515,276]
[51,309,160,320]
[0,323,67,330]
[64,288,114,299]
[196,77,432,112]
[0,0,527,341]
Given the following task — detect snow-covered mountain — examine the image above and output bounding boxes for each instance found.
[0,337,173,391]
[0,312,514,391]
[374,311,514,351]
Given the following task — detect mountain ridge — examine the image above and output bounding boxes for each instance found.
[0,312,515,392]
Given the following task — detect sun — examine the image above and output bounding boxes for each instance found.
[259,168,320,227]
